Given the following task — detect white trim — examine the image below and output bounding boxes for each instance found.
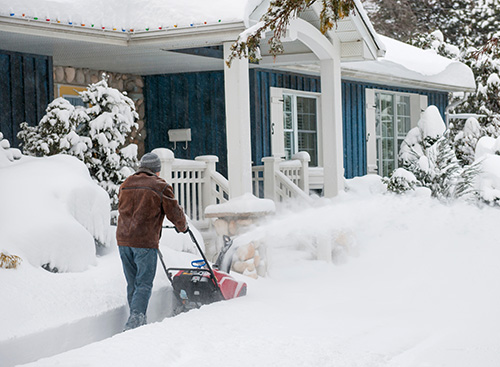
[365,88,377,174]
[270,87,284,158]
[270,88,322,165]
[368,88,422,176]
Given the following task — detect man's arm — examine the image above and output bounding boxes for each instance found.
[161,184,188,233]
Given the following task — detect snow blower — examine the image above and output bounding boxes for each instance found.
[158,227,247,312]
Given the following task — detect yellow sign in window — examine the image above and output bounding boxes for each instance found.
[57,85,87,107]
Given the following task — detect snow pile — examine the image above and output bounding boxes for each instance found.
[0,148,113,272]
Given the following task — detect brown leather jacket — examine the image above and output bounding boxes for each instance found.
[116,169,187,249]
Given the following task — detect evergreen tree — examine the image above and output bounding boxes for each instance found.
[18,98,87,157]
[17,76,139,208]
[78,76,139,208]
[453,117,483,165]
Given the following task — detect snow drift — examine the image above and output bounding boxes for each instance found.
[0,148,114,272]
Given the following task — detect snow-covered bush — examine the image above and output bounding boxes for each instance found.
[473,136,500,205]
[383,168,417,194]
[18,98,90,157]
[0,131,22,165]
[78,77,139,207]
[0,143,115,272]
[398,106,479,200]
[453,117,483,165]
[17,76,139,208]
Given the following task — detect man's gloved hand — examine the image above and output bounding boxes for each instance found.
[175,225,189,234]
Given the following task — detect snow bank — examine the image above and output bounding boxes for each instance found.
[0,151,113,272]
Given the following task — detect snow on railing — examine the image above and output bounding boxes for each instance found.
[152,149,229,222]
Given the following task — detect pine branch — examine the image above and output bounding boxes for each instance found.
[226,0,355,67]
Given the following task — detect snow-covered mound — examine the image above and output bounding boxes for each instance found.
[0,147,113,272]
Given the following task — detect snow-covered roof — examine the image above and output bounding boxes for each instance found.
[1,0,262,31]
[341,35,476,92]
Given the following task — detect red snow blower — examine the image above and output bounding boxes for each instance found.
[158,227,247,312]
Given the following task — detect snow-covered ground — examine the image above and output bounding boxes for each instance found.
[2,142,500,366]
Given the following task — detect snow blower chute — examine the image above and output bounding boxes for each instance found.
[158,228,247,311]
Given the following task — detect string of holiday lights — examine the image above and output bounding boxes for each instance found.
[3,11,225,34]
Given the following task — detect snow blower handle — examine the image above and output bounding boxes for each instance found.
[161,226,221,291]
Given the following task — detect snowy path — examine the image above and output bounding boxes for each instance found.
[0,286,177,367]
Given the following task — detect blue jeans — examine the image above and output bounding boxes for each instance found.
[119,246,157,330]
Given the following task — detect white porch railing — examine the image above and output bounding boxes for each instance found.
[151,149,322,221]
[253,152,315,203]
[152,148,229,222]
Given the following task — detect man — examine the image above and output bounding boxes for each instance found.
[116,152,187,330]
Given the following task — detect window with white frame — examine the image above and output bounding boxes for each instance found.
[366,89,428,177]
[375,92,411,177]
[282,93,319,166]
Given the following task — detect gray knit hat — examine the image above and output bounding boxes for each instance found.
[139,152,161,173]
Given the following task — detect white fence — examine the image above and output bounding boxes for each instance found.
[152,148,229,222]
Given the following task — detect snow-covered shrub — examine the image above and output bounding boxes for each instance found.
[399,106,479,200]
[18,98,90,157]
[0,132,22,166]
[453,117,483,165]
[78,77,139,208]
[17,76,138,208]
[473,136,500,205]
[383,168,417,194]
[0,152,114,272]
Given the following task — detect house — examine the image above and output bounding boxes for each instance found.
[0,0,475,205]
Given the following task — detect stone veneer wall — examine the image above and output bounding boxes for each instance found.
[53,66,146,157]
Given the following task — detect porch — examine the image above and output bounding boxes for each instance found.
[152,148,322,224]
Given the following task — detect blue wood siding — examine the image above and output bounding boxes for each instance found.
[143,69,449,180]
[144,71,228,175]
[0,50,53,148]
[341,79,449,178]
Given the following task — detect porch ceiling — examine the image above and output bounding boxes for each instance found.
[0,17,242,75]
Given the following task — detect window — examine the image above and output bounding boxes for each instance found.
[375,92,412,177]
[57,85,87,107]
[283,93,319,166]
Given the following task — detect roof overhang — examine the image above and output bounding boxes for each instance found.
[0,14,247,75]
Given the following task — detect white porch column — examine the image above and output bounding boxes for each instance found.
[320,49,344,197]
[223,41,253,198]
